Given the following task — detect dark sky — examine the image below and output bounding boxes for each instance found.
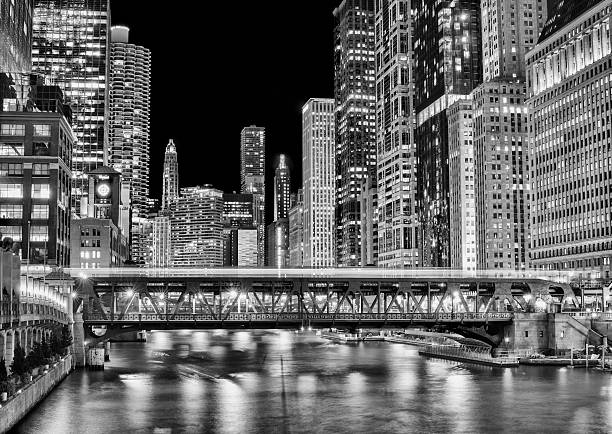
[110,2,336,219]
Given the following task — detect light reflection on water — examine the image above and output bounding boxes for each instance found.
[12,330,612,434]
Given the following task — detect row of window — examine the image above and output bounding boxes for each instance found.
[0,204,49,219]
[0,162,50,176]
[0,183,50,198]
[0,124,51,136]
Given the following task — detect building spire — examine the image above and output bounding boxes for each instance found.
[162,139,179,210]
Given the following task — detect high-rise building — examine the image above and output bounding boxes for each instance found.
[222,193,257,267]
[240,125,265,266]
[266,218,289,268]
[32,0,110,210]
[108,25,151,265]
[302,98,335,268]
[471,0,546,270]
[169,185,224,268]
[333,0,376,267]
[448,99,477,270]
[150,215,171,267]
[273,154,290,220]
[0,0,33,73]
[288,189,304,267]
[0,84,74,266]
[359,178,378,266]
[527,0,612,279]
[413,0,482,267]
[162,139,179,210]
[374,0,419,268]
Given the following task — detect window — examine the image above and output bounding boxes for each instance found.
[538,330,544,338]
[0,143,24,155]
[0,183,23,198]
[31,204,49,219]
[0,226,21,241]
[0,204,22,218]
[33,124,51,136]
[0,124,25,136]
[31,184,50,199]
[0,163,22,176]
[32,163,49,176]
[524,330,529,338]
[30,226,48,242]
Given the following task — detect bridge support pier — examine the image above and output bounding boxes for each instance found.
[104,341,110,362]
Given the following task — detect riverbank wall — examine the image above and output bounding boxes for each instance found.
[0,354,73,433]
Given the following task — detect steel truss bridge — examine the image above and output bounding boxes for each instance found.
[69,268,577,335]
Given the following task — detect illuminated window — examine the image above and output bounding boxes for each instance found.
[0,183,23,198]
[30,226,48,242]
[0,204,23,218]
[0,143,24,155]
[33,124,51,136]
[0,124,25,136]
[0,163,23,176]
[31,183,50,199]
[32,163,49,175]
[31,204,49,219]
[0,225,21,241]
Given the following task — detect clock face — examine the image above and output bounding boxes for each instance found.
[97,182,111,198]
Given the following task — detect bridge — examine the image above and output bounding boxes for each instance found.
[68,268,578,339]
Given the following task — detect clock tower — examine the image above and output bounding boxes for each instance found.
[85,166,122,227]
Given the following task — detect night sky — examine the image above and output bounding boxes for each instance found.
[110,2,336,220]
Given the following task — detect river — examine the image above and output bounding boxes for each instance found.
[11,330,612,433]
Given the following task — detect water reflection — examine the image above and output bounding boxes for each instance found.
[13,330,612,434]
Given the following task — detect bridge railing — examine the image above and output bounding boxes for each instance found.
[568,312,612,321]
[83,312,514,323]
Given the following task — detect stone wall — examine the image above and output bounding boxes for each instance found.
[0,354,73,433]
[509,313,592,352]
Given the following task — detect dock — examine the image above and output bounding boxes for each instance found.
[418,344,519,367]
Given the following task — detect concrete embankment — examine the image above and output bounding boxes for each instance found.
[0,354,73,433]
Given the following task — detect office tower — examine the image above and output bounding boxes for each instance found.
[0,81,73,266]
[32,0,110,210]
[333,0,376,267]
[301,98,335,268]
[471,0,546,270]
[359,178,378,266]
[222,193,257,267]
[374,0,419,268]
[162,139,179,210]
[0,0,33,73]
[413,0,482,267]
[108,26,151,264]
[527,0,612,279]
[288,189,304,267]
[240,125,265,266]
[448,99,476,270]
[273,154,290,220]
[150,215,171,267]
[266,218,289,268]
[170,185,224,267]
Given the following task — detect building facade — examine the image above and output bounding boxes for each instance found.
[240,125,265,266]
[150,214,171,267]
[288,189,304,267]
[413,0,483,267]
[108,25,151,264]
[0,0,33,73]
[222,193,256,267]
[162,139,179,210]
[32,0,110,210]
[170,186,224,268]
[527,0,612,279]
[472,0,546,270]
[273,154,290,220]
[266,218,289,268]
[374,0,419,268]
[448,99,476,270]
[302,98,335,268]
[0,110,73,266]
[69,216,127,268]
[334,0,376,266]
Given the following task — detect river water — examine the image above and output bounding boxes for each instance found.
[11,330,612,433]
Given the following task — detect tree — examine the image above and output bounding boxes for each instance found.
[50,333,62,356]
[60,325,73,355]
[0,358,7,382]
[10,344,28,376]
[26,342,43,368]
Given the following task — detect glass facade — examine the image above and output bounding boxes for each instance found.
[334,0,377,267]
[0,0,33,73]
[32,0,110,210]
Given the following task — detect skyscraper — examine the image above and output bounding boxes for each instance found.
[108,25,151,264]
[472,0,546,270]
[162,139,179,210]
[0,0,33,73]
[32,0,110,210]
[413,0,482,267]
[240,125,265,266]
[169,185,224,268]
[333,0,376,267]
[222,193,257,267]
[288,189,304,267]
[374,0,419,268]
[527,0,612,279]
[273,154,290,221]
[302,98,336,268]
